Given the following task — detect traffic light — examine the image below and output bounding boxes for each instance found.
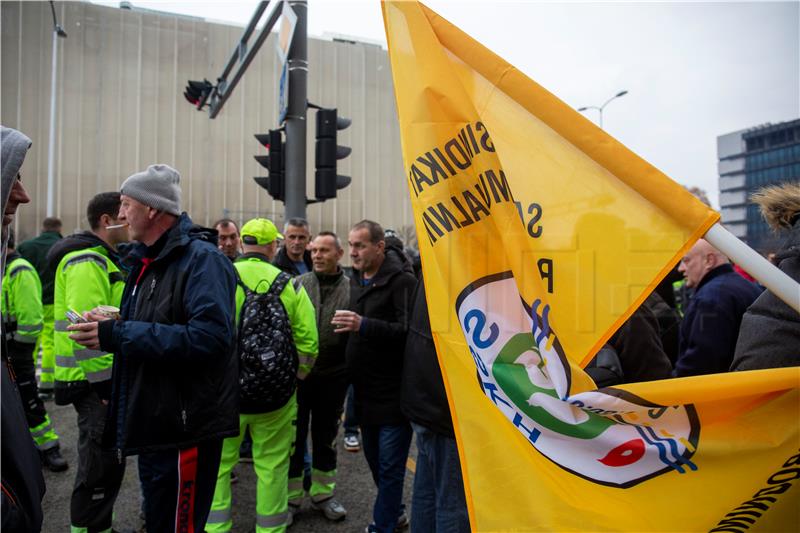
[314,108,351,200]
[183,79,213,110]
[254,129,285,202]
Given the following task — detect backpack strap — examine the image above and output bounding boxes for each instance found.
[234,268,254,296]
[267,271,292,299]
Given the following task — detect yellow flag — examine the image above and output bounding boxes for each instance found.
[382,1,800,531]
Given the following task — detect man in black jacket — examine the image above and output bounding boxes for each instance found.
[69,164,239,532]
[332,220,417,533]
[401,276,470,533]
[273,217,312,275]
[2,125,45,532]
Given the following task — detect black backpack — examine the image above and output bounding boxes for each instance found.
[236,271,298,412]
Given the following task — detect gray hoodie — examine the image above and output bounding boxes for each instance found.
[1,126,32,268]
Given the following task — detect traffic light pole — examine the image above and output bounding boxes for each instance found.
[284,0,308,220]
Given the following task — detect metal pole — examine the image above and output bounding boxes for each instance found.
[46,25,58,216]
[705,223,800,313]
[284,0,308,219]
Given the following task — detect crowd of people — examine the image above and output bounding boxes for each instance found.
[2,122,798,533]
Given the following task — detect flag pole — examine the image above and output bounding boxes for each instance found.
[704,222,800,314]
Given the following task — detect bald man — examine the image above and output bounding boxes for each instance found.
[673,239,762,377]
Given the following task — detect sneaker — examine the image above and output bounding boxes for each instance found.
[40,447,68,472]
[287,503,300,528]
[311,497,347,521]
[395,510,409,531]
[343,434,361,452]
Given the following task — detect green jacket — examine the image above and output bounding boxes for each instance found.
[53,239,125,402]
[18,231,61,305]
[2,253,43,344]
[234,253,318,378]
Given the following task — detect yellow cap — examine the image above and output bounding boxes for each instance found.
[240,218,283,245]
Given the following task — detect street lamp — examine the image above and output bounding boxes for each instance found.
[578,90,628,129]
[46,1,67,217]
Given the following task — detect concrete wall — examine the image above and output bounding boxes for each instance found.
[1,1,412,246]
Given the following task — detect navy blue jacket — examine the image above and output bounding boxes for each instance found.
[98,214,239,455]
[673,264,762,377]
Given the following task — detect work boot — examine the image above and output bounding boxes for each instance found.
[41,446,68,472]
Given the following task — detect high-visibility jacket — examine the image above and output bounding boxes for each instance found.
[234,253,318,380]
[2,254,43,344]
[53,243,125,402]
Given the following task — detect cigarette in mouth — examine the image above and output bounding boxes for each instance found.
[105,223,129,230]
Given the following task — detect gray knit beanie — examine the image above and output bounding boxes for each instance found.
[120,164,182,215]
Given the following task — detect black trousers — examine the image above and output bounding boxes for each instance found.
[138,438,223,533]
[6,340,47,432]
[72,391,126,532]
[289,372,348,479]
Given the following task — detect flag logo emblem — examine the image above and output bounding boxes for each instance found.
[456,272,700,487]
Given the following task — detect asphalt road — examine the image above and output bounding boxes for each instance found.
[40,399,417,532]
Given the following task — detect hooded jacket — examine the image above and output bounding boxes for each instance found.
[1,126,45,532]
[49,231,126,405]
[97,213,239,455]
[345,247,417,426]
[732,182,800,371]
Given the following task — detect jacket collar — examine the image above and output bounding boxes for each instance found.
[697,263,734,291]
[354,249,405,289]
[237,252,272,264]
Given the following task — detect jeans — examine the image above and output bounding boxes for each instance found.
[410,423,470,533]
[343,385,359,437]
[361,422,412,533]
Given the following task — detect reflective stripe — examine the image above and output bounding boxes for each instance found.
[312,469,336,481]
[85,367,112,383]
[17,323,42,333]
[13,332,37,343]
[206,508,231,524]
[41,367,54,374]
[30,423,54,439]
[63,252,108,272]
[256,511,288,528]
[288,478,304,492]
[37,439,59,451]
[56,355,78,368]
[298,353,316,367]
[55,320,70,332]
[8,265,33,278]
[74,348,111,362]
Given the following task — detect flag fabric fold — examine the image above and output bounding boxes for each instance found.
[382,1,800,531]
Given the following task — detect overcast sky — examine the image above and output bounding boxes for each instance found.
[93,1,800,208]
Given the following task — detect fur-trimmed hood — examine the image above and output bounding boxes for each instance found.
[751,182,800,231]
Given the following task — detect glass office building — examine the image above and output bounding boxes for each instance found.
[718,118,800,253]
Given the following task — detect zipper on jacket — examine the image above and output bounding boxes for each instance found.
[147,277,157,300]
[181,409,187,431]
[117,448,123,464]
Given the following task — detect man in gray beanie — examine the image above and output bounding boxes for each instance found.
[69,163,240,532]
[1,125,46,531]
